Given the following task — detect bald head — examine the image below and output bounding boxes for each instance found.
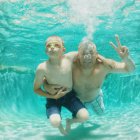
[78,40,96,53]
[78,40,97,67]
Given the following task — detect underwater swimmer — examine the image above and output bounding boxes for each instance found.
[33,36,88,135]
[43,35,135,133]
[72,35,134,109]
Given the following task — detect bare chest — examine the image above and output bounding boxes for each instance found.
[45,59,72,85]
[73,66,106,90]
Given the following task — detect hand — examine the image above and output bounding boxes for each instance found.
[53,87,68,99]
[43,83,62,95]
[97,54,104,63]
[96,54,109,66]
[109,34,129,59]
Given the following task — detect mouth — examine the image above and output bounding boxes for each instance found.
[83,60,92,64]
[83,58,92,62]
[48,51,57,55]
[49,50,56,53]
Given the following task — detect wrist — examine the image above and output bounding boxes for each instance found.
[46,93,53,99]
[122,56,130,61]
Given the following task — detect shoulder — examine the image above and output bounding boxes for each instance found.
[36,61,47,72]
[64,51,78,61]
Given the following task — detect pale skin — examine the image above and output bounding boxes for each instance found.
[73,35,135,102]
[43,35,135,133]
[33,36,88,135]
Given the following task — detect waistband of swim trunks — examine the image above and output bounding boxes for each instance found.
[84,89,103,104]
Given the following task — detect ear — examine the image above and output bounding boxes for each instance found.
[73,54,79,63]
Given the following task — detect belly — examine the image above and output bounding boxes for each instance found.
[46,72,72,89]
[74,85,101,102]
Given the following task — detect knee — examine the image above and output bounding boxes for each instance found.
[49,114,61,128]
[76,108,89,122]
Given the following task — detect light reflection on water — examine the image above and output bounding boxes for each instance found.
[0,105,140,140]
[0,0,140,139]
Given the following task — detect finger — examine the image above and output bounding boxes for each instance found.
[59,87,66,92]
[125,48,128,53]
[57,87,67,95]
[109,42,118,51]
[56,89,62,94]
[121,46,127,52]
[54,85,62,88]
[54,87,62,90]
[93,43,97,48]
[115,34,121,48]
[97,54,102,59]
[124,47,128,54]
[43,77,47,83]
[97,54,105,60]
[61,91,67,95]
[61,87,67,91]
[96,54,104,63]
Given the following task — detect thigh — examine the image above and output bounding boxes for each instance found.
[46,99,61,118]
[91,94,105,115]
[64,92,86,117]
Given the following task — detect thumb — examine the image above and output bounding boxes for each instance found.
[57,88,64,94]
[97,54,103,63]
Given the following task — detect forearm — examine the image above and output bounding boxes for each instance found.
[123,56,135,72]
[43,83,51,92]
[43,82,63,94]
[34,88,54,98]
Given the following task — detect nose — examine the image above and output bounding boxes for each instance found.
[84,54,91,60]
[50,45,55,50]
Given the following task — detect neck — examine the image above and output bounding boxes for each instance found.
[81,59,96,69]
[82,64,93,74]
[78,61,95,75]
[48,56,63,65]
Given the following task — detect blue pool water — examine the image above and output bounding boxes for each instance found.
[0,0,140,139]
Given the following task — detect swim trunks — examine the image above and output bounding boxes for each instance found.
[84,90,105,115]
[46,90,85,118]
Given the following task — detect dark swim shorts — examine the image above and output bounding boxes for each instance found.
[46,90,85,118]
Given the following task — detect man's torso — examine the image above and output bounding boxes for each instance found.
[73,62,108,102]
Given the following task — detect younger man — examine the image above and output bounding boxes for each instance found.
[33,36,88,135]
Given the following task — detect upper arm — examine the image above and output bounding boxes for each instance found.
[65,51,78,61]
[105,59,127,73]
[33,64,45,91]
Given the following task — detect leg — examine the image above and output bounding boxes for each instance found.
[64,92,89,133]
[49,114,67,135]
[66,108,89,133]
[91,93,105,115]
[46,99,67,135]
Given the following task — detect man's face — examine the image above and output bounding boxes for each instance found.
[46,39,64,57]
[78,42,97,66]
